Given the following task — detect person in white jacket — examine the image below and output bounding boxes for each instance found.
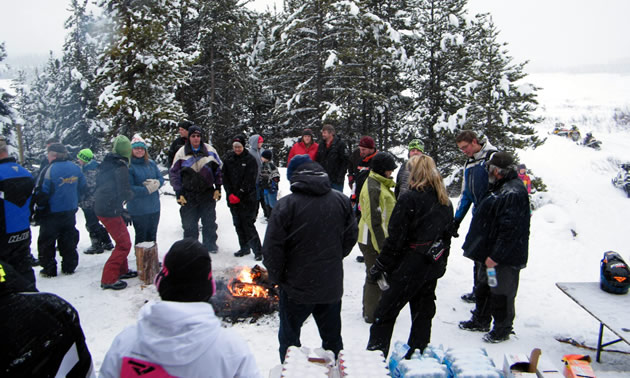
[100,238,261,378]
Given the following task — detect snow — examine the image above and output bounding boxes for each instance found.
[30,72,630,377]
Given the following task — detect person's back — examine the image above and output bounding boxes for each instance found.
[101,239,261,378]
[94,152,133,218]
[40,158,85,214]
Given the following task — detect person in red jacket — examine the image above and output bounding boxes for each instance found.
[287,128,319,166]
[517,164,532,194]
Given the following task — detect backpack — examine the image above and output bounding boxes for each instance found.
[600,251,630,294]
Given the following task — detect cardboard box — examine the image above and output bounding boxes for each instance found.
[562,355,596,378]
[504,349,563,378]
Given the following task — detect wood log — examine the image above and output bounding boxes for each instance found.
[135,242,159,285]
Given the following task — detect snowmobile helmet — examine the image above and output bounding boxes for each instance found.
[600,251,630,294]
[571,125,578,131]
[371,152,397,177]
[77,148,94,163]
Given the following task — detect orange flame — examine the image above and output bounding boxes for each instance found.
[228,266,269,298]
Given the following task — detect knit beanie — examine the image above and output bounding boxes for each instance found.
[131,134,147,150]
[359,136,375,149]
[154,238,214,302]
[112,135,132,162]
[287,154,312,181]
[233,134,246,147]
[371,152,397,177]
[77,148,94,163]
[261,149,273,160]
[178,120,193,131]
[488,152,514,169]
[302,128,314,137]
[258,136,264,143]
[408,139,425,153]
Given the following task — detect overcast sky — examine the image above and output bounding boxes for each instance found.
[1,0,629,72]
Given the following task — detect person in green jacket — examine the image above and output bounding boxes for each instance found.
[358,152,397,323]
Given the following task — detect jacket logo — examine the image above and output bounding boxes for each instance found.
[127,360,156,375]
[8,231,30,243]
[59,176,79,187]
[12,166,18,172]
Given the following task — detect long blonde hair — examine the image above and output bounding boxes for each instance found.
[407,155,449,205]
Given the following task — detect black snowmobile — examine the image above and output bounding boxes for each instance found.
[612,163,630,197]
[582,132,602,150]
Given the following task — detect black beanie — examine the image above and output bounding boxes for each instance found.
[371,152,397,177]
[488,152,514,169]
[154,238,214,302]
[178,120,193,131]
[261,149,273,160]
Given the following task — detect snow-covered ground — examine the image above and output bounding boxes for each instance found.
[30,72,630,377]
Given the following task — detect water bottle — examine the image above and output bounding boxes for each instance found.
[486,267,498,288]
[377,275,390,291]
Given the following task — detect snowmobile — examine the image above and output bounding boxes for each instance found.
[612,164,630,197]
[581,132,602,150]
[552,123,581,142]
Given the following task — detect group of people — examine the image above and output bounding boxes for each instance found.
[0,123,531,375]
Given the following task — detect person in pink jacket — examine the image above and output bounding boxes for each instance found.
[518,164,532,194]
[287,128,319,166]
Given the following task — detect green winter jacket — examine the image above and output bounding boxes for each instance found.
[358,171,396,252]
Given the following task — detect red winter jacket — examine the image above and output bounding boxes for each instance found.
[287,140,319,166]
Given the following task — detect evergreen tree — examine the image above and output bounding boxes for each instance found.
[460,13,543,152]
[95,0,188,160]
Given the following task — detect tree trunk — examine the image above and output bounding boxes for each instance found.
[135,242,160,285]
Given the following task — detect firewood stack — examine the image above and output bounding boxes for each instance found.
[135,241,160,285]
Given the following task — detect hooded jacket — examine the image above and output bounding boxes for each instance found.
[94,153,133,218]
[100,301,261,378]
[222,149,258,208]
[248,134,263,182]
[454,138,497,221]
[462,170,530,268]
[262,162,358,304]
[358,171,396,253]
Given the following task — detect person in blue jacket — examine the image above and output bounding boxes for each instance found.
[0,136,36,288]
[451,130,497,303]
[33,143,86,277]
[128,135,163,245]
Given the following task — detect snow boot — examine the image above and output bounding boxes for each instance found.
[29,254,39,266]
[39,268,57,278]
[482,328,514,343]
[234,249,251,257]
[458,318,490,332]
[119,270,138,280]
[101,240,115,251]
[101,280,128,290]
[84,237,104,255]
[460,292,476,303]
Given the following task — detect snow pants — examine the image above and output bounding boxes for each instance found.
[180,201,217,252]
[81,206,111,245]
[230,204,261,255]
[473,263,520,333]
[1,228,36,289]
[278,289,343,363]
[367,252,446,357]
[359,242,382,323]
[131,211,160,245]
[38,211,79,275]
[98,216,131,285]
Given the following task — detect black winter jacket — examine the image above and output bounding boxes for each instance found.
[94,153,133,218]
[316,136,349,186]
[221,150,258,208]
[167,136,187,168]
[462,171,530,268]
[377,187,453,274]
[262,162,358,304]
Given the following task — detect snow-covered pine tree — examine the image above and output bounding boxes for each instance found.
[0,43,23,160]
[461,13,543,153]
[95,0,188,161]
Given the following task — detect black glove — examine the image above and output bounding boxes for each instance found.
[368,260,387,283]
[121,210,132,226]
[448,219,461,238]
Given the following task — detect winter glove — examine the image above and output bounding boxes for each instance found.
[143,179,160,194]
[121,210,132,226]
[177,195,187,206]
[447,219,461,238]
[228,194,241,205]
[367,259,388,283]
[347,175,354,189]
[213,189,221,201]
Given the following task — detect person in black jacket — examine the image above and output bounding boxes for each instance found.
[167,120,191,168]
[458,152,530,343]
[262,160,358,363]
[94,136,136,290]
[367,155,453,358]
[0,260,94,376]
[222,135,262,260]
[315,123,349,191]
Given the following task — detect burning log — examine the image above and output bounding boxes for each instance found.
[211,265,279,323]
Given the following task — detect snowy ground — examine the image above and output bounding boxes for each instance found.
[32,72,630,377]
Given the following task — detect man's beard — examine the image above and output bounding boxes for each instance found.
[488,173,497,184]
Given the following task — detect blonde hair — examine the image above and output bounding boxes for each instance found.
[407,155,449,206]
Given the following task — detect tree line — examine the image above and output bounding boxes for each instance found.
[0,0,543,177]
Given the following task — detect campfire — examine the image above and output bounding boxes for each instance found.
[211,265,279,323]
